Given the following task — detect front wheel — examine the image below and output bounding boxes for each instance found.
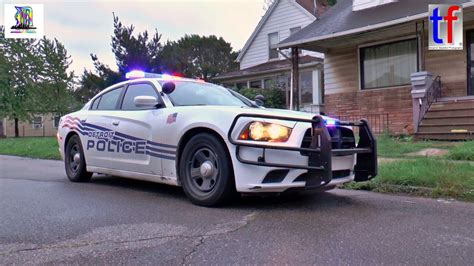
[179,133,236,206]
[65,134,92,182]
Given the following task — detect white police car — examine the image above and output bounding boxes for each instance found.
[58,71,377,206]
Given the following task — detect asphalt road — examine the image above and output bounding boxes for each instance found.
[1,155,474,265]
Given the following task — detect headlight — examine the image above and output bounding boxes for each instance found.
[239,122,292,142]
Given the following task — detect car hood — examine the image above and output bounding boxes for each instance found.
[191,106,335,122]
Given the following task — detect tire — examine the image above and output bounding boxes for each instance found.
[65,134,92,182]
[179,133,236,206]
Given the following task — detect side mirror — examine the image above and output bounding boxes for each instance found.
[255,94,265,107]
[162,81,176,94]
[134,96,159,108]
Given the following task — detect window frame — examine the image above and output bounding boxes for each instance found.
[31,116,43,129]
[358,37,419,90]
[90,86,125,111]
[53,115,60,128]
[119,81,163,111]
[268,32,279,60]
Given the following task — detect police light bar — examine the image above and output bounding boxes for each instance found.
[324,117,338,127]
[125,70,163,79]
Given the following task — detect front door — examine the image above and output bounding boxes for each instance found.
[113,82,165,176]
[467,30,474,95]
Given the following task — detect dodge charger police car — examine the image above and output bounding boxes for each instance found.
[58,71,377,206]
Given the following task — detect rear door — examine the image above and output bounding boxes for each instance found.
[111,82,166,176]
[83,86,126,169]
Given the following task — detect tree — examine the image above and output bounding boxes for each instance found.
[111,13,162,74]
[0,26,77,136]
[35,37,78,115]
[160,34,238,81]
[76,14,163,103]
[75,56,122,103]
[0,26,40,137]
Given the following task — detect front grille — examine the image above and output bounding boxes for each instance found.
[300,126,356,156]
[262,169,289,184]
[293,169,352,183]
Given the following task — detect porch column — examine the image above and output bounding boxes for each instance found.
[410,71,433,132]
[291,47,300,111]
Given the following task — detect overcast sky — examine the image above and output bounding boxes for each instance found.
[1,0,266,74]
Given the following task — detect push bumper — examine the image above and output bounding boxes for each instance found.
[228,114,377,189]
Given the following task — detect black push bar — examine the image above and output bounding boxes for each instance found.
[227,114,377,189]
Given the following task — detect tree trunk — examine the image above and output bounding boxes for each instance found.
[14,118,19,138]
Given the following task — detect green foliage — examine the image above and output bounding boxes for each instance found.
[161,34,238,81]
[235,87,285,109]
[0,137,60,160]
[0,26,78,136]
[376,134,454,158]
[447,141,474,161]
[111,13,162,74]
[344,158,474,201]
[77,16,238,103]
[35,37,79,115]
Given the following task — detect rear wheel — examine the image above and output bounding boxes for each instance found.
[65,134,92,182]
[179,133,235,206]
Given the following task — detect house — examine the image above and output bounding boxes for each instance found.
[1,113,60,138]
[215,0,330,113]
[277,0,474,139]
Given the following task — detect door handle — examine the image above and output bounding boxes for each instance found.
[112,120,120,126]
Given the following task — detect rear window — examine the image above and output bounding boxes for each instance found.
[97,87,124,110]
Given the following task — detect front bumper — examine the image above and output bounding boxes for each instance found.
[228,114,377,190]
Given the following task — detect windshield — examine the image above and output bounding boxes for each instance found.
[160,81,253,107]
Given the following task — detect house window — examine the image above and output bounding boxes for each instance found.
[53,116,60,128]
[268,32,279,59]
[264,78,277,89]
[290,27,301,35]
[32,116,43,129]
[235,82,247,89]
[250,80,262,89]
[299,71,313,104]
[360,38,418,90]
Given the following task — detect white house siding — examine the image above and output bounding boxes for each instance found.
[352,0,397,11]
[239,0,320,70]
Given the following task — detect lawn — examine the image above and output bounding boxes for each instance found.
[376,134,457,158]
[0,137,60,160]
[345,158,474,201]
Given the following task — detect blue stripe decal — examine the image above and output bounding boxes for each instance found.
[147,140,177,149]
[146,146,176,155]
[65,120,177,160]
[147,151,176,160]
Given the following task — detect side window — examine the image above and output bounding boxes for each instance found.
[121,83,159,110]
[91,97,101,110]
[97,87,124,110]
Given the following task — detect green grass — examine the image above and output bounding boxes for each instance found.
[376,134,456,158]
[447,141,474,161]
[0,137,60,160]
[345,158,474,201]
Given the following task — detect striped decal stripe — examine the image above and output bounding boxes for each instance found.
[62,116,177,160]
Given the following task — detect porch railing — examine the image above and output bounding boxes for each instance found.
[334,113,390,134]
[417,75,441,130]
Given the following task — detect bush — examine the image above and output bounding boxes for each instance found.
[236,87,285,109]
[447,141,474,161]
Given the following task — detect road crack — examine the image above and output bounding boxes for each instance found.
[179,211,259,264]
